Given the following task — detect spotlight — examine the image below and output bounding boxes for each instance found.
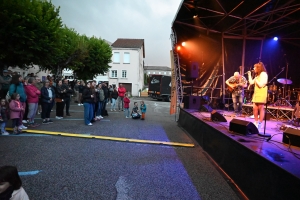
[273,37,278,41]
[193,15,198,19]
[176,46,181,51]
[182,42,186,47]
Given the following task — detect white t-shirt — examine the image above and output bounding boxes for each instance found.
[10,187,29,200]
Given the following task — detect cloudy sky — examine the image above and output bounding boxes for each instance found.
[51,0,182,67]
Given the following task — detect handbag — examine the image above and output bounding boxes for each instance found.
[55,98,62,102]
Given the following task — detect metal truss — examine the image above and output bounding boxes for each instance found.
[170,29,184,104]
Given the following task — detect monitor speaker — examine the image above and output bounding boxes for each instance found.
[229,119,259,135]
[211,110,227,122]
[186,61,199,79]
[183,96,201,109]
[283,127,300,147]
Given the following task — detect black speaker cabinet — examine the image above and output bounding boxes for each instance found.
[186,61,199,79]
[229,119,259,135]
[283,128,300,147]
[200,104,213,112]
[183,96,201,109]
[211,110,227,122]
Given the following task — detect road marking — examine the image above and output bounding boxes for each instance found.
[18,170,40,176]
[5,128,194,147]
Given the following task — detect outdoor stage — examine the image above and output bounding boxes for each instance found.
[178,108,300,199]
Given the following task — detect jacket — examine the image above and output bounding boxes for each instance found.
[55,85,65,99]
[98,89,105,101]
[118,87,126,97]
[24,84,41,103]
[124,97,130,108]
[82,88,94,103]
[111,90,118,99]
[9,83,27,103]
[62,83,73,99]
[41,86,56,103]
[9,100,23,119]
[0,105,9,122]
[140,104,147,113]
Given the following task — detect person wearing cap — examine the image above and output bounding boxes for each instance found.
[0,70,11,99]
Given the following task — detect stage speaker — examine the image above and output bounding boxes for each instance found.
[200,104,213,112]
[229,119,259,135]
[211,110,227,122]
[186,61,199,79]
[283,128,300,147]
[183,96,201,109]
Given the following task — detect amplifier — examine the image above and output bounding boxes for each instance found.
[283,128,300,148]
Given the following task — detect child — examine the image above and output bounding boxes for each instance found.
[123,93,130,118]
[0,99,9,135]
[0,166,29,200]
[131,102,141,119]
[140,100,147,120]
[9,93,24,134]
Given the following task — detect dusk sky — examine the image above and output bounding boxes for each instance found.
[51,0,182,68]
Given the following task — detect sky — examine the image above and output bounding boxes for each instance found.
[50,0,182,68]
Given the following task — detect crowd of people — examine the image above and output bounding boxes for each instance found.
[0,70,147,134]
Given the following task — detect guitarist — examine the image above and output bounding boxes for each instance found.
[226,71,247,116]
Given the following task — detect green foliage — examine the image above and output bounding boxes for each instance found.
[0,0,112,79]
[0,0,62,69]
[144,73,149,85]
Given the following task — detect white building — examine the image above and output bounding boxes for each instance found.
[144,66,171,76]
[109,38,145,96]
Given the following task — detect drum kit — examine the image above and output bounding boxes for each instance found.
[268,78,296,107]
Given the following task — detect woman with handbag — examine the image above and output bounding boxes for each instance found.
[41,80,55,124]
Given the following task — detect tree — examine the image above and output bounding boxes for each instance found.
[71,36,112,81]
[0,0,62,70]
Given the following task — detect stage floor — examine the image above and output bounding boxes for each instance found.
[179,108,300,199]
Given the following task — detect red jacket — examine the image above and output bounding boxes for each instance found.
[25,84,41,103]
[124,97,130,108]
[118,87,126,97]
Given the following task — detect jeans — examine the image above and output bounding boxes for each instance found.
[111,98,116,110]
[118,97,124,110]
[96,101,103,116]
[0,122,6,133]
[232,93,243,113]
[124,108,130,117]
[83,103,93,125]
[27,103,38,122]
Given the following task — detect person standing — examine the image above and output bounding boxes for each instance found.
[62,79,73,116]
[9,75,27,130]
[74,80,80,103]
[41,80,55,124]
[140,100,147,120]
[111,87,118,111]
[82,81,94,125]
[0,99,9,135]
[118,83,126,111]
[247,62,268,129]
[102,83,109,115]
[0,69,11,99]
[55,80,65,119]
[24,77,40,127]
[225,71,247,116]
[124,93,130,118]
[78,81,85,106]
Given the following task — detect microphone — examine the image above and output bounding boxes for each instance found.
[244,70,254,75]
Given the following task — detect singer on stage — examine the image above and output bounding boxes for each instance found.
[247,62,268,130]
[225,71,247,116]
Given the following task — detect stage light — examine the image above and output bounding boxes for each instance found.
[176,46,181,51]
[182,42,186,46]
[273,37,278,41]
[193,15,198,19]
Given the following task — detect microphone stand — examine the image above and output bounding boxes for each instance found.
[260,69,284,138]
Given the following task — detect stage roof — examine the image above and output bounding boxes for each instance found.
[172,0,300,45]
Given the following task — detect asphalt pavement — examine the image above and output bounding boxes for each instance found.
[0,97,240,200]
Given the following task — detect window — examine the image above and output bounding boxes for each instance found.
[159,72,161,74]
[123,52,130,63]
[153,72,155,74]
[111,70,117,78]
[113,52,120,63]
[148,72,150,74]
[169,72,171,75]
[122,70,127,78]
[164,72,166,75]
